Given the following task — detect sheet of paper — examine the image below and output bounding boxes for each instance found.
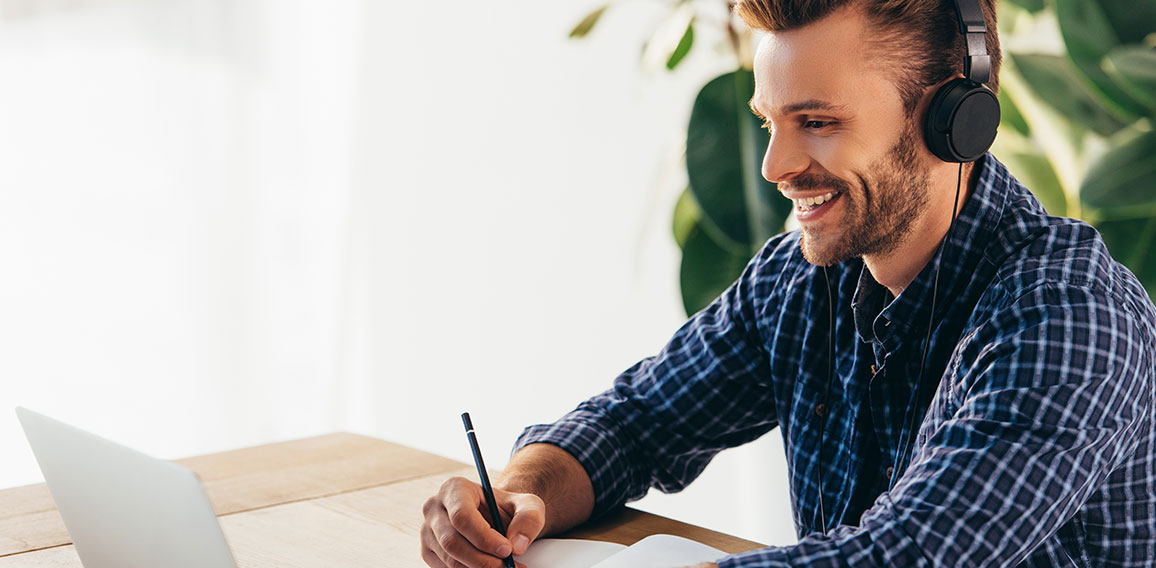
[515,538,626,568]
[589,534,727,568]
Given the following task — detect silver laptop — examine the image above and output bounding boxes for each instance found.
[16,407,238,568]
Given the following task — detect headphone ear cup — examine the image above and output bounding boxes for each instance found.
[923,78,1000,163]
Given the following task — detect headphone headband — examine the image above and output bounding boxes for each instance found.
[950,0,985,31]
[950,0,991,83]
[923,0,999,163]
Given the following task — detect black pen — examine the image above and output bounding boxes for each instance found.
[461,412,517,568]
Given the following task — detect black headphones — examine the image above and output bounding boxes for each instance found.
[923,0,1001,163]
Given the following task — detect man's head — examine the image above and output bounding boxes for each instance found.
[738,0,1000,268]
[737,0,1001,117]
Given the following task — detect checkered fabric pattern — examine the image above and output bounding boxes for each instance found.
[514,154,1156,566]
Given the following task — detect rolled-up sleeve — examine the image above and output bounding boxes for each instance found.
[718,282,1154,567]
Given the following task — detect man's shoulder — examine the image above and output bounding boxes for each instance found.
[978,197,1152,329]
[989,214,1110,293]
[747,230,809,286]
[733,230,834,324]
[755,229,803,262]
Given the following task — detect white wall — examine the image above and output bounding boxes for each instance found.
[0,0,796,547]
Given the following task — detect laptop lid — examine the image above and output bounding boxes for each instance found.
[16,407,237,568]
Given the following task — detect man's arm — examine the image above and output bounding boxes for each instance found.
[495,443,595,539]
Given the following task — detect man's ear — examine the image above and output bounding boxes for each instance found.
[914,72,977,164]
[915,73,966,124]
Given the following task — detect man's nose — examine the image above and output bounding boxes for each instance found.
[761,130,808,184]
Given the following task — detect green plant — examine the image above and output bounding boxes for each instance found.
[571,0,1156,314]
[995,0,1156,299]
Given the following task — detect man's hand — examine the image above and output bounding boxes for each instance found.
[420,443,594,567]
[420,476,546,568]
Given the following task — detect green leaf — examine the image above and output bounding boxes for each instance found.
[569,5,608,39]
[1054,0,1149,120]
[1004,0,1046,13]
[999,56,1089,201]
[672,188,701,249]
[998,87,1030,138]
[733,71,794,248]
[1080,129,1156,211]
[1097,0,1156,47]
[686,71,791,250]
[666,20,694,70]
[1009,52,1127,137]
[1103,46,1156,111]
[1095,215,1156,301]
[1000,150,1069,216]
[679,222,752,315]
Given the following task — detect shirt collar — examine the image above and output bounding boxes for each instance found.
[851,153,1009,348]
[852,267,890,343]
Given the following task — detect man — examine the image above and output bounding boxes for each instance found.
[420,0,1156,566]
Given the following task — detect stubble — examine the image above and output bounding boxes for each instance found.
[795,123,932,266]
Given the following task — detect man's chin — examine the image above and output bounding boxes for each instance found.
[799,232,855,267]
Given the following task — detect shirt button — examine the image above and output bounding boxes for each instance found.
[886,466,895,478]
[815,403,828,418]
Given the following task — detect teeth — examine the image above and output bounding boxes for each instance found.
[793,191,839,209]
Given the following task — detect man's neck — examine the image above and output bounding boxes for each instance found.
[863,162,976,297]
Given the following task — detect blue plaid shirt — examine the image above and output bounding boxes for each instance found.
[515,154,1156,566]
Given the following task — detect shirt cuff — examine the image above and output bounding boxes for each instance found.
[512,405,643,519]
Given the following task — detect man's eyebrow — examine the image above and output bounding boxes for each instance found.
[748,96,849,118]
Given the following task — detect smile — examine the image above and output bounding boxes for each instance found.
[792,191,842,212]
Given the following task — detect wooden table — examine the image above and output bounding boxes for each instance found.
[0,433,764,566]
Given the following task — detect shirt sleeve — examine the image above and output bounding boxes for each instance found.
[717,282,1154,567]
[513,240,785,519]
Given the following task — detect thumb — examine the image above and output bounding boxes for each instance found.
[501,492,546,556]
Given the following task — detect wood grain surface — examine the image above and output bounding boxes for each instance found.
[0,434,764,567]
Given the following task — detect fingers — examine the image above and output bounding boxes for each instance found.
[420,476,520,568]
[499,491,546,556]
[423,499,506,568]
[434,508,506,567]
[419,522,451,568]
[443,482,514,558]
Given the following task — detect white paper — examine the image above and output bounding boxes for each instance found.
[514,535,726,568]
[515,538,625,568]
[590,535,726,568]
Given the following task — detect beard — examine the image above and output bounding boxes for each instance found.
[788,123,932,266]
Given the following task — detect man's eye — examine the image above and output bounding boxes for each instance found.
[804,120,833,130]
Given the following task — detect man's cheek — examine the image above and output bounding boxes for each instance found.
[807,139,861,178]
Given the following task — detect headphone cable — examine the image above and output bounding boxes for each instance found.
[818,265,835,532]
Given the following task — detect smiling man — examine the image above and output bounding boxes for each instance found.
[420,1,1156,566]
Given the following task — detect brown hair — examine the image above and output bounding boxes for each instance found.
[734,0,1001,117]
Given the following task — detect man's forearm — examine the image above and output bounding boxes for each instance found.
[496,442,595,536]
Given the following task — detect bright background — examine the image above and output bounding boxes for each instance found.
[0,0,796,547]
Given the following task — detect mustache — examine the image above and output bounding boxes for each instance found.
[781,174,854,194]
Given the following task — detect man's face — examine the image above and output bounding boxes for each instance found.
[750,6,934,266]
